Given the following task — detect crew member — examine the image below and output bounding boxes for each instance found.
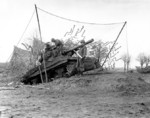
[51,38,63,57]
[77,39,87,74]
[36,42,53,66]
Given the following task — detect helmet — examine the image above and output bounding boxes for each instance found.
[51,38,56,42]
[45,42,50,46]
[44,42,51,50]
[80,39,85,44]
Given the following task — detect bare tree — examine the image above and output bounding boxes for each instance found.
[121,53,131,72]
[22,30,45,69]
[89,40,108,66]
[144,55,150,67]
[63,38,78,50]
[136,53,147,69]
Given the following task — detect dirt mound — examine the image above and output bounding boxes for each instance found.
[115,76,150,96]
[48,76,93,92]
[21,73,150,97]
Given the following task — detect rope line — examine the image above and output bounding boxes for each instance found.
[37,7,125,26]
[6,9,35,62]
[16,9,35,46]
[6,6,125,63]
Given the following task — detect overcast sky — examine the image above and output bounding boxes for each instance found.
[0,0,150,68]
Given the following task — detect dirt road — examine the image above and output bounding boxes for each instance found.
[0,72,150,118]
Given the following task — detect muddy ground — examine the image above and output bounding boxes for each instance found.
[1,71,150,118]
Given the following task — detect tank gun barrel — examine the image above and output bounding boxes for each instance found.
[62,39,94,55]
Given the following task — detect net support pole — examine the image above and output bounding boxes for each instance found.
[101,21,127,68]
[35,4,48,83]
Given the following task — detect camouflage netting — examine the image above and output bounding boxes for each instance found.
[8,7,128,79]
[8,38,44,77]
[9,46,31,77]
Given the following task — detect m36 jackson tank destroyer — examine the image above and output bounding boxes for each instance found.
[21,39,100,84]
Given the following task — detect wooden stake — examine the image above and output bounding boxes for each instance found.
[102,21,127,68]
[38,66,44,83]
[35,4,48,83]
